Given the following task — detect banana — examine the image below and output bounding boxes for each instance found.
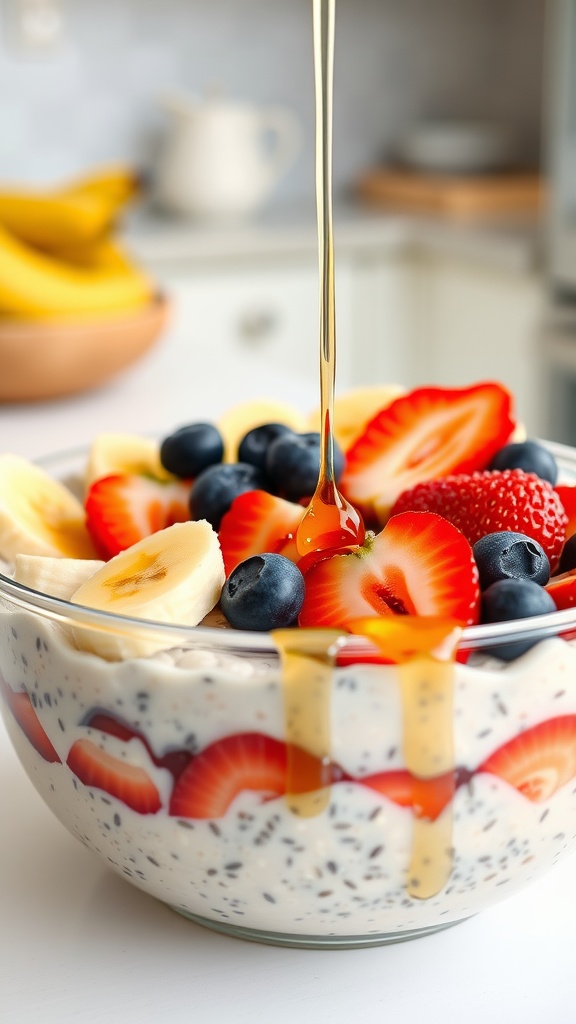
[0,191,119,252]
[0,455,98,562]
[307,384,406,452]
[86,434,175,487]
[64,166,140,207]
[71,521,225,660]
[218,399,308,463]
[0,223,152,318]
[52,239,140,274]
[13,554,104,601]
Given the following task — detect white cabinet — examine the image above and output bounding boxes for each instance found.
[152,258,356,393]
[405,254,545,433]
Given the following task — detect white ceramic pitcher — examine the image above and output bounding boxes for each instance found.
[155,93,302,218]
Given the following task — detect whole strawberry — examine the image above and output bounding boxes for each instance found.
[390,469,567,567]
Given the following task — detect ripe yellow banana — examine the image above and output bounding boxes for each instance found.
[0,167,139,253]
[0,223,152,318]
[71,521,226,660]
[64,166,140,207]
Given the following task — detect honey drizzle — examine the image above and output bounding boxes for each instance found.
[398,656,456,899]
[273,629,344,817]
[296,0,364,559]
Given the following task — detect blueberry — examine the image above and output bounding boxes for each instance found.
[481,578,557,661]
[266,432,345,500]
[558,534,576,575]
[473,532,550,590]
[488,440,558,485]
[190,463,266,529]
[221,554,305,631]
[160,424,224,478]
[238,423,295,473]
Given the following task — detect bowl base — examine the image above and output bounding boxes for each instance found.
[171,907,472,949]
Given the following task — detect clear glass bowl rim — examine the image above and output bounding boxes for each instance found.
[1,440,575,659]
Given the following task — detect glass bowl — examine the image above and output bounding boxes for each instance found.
[1,444,576,949]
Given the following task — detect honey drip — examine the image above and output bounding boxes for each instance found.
[273,629,344,817]
[398,656,456,899]
[296,0,364,559]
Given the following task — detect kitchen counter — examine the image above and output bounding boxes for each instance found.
[124,201,542,275]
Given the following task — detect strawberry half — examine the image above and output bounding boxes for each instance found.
[340,382,515,522]
[555,485,576,544]
[392,469,567,567]
[545,570,576,611]
[0,678,60,763]
[66,738,162,814]
[360,770,456,821]
[218,490,303,577]
[299,511,480,629]
[85,473,191,559]
[168,732,337,819]
[478,716,576,802]
[84,710,193,781]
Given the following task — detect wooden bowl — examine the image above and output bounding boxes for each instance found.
[0,294,170,402]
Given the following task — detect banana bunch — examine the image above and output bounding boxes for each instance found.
[0,167,154,320]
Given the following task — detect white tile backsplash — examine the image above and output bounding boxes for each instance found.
[0,0,546,200]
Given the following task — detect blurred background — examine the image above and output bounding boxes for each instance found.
[2,0,576,445]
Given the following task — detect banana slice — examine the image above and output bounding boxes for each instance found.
[218,399,308,463]
[70,521,225,660]
[307,385,406,452]
[13,554,104,601]
[0,455,98,562]
[86,433,175,487]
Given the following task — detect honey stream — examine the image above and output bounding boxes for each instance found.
[273,0,457,902]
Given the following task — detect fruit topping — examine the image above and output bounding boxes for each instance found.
[340,382,515,522]
[0,679,61,763]
[218,490,304,577]
[168,732,332,819]
[267,431,345,502]
[555,485,576,542]
[221,553,306,631]
[307,384,406,451]
[66,738,161,813]
[360,770,456,821]
[160,423,224,479]
[13,553,104,600]
[488,439,558,485]
[545,570,576,610]
[480,579,557,661]
[86,433,175,487]
[217,399,308,463]
[557,534,576,576]
[478,715,576,802]
[189,463,266,530]
[392,469,567,567]
[473,532,550,590]
[299,511,480,629]
[238,423,295,472]
[85,473,191,559]
[0,454,97,562]
[71,521,225,660]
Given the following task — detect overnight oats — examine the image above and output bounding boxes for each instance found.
[2,383,576,948]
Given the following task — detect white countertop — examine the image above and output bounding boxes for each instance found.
[1,296,575,1023]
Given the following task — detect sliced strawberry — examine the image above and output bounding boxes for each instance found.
[478,716,576,802]
[341,383,515,522]
[360,770,456,821]
[0,679,60,763]
[218,490,303,576]
[168,732,337,819]
[84,710,192,780]
[299,511,480,629]
[66,738,162,813]
[392,469,567,567]
[85,473,191,559]
[555,485,576,540]
[546,570,576,610]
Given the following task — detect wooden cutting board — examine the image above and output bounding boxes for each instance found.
[356,169,544,219]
